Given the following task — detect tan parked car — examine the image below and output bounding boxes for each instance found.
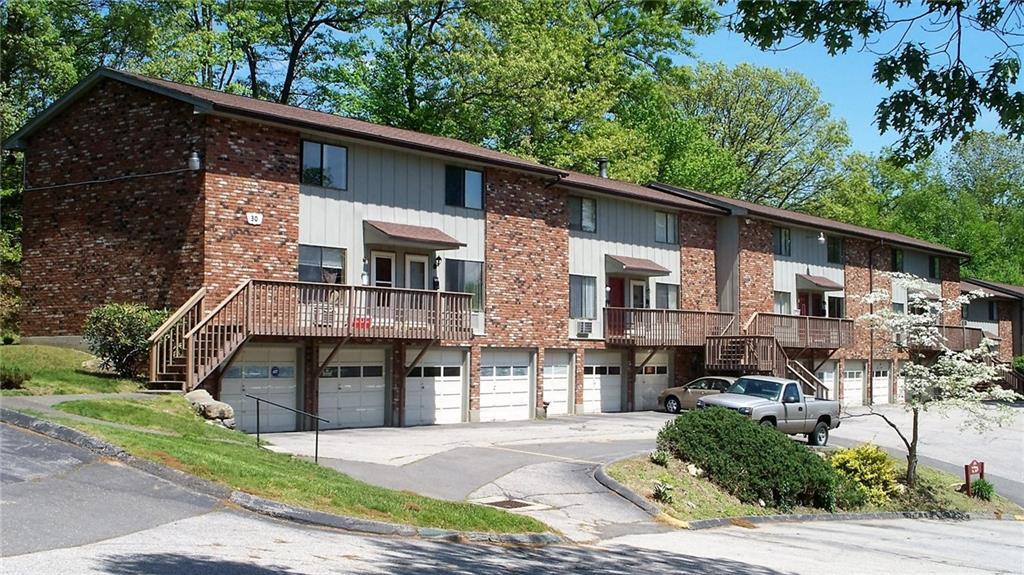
[658,376,736,414]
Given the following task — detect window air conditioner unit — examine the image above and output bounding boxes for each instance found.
[576,320,593,337]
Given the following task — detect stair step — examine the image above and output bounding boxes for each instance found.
[147,380,185,391]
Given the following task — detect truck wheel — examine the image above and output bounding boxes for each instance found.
[758,418,776,428]
[808,421,829,446]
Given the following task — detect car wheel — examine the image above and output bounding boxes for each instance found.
[664,396,681,414]
[759,418,776,428]
[808,421,829,446]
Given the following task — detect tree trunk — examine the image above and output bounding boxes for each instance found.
[906,407,920,487]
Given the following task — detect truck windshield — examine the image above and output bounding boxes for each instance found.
[726,379,782,401]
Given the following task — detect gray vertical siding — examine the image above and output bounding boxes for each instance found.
[772,225,845,308]
[715,216,739,313]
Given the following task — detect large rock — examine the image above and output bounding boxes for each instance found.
[199,400,234,420]
[184,389,213,404]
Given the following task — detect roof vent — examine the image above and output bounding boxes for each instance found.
[596,157,609,178]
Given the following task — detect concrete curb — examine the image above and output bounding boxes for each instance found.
[0,408,565,547]
[593,453,1022,530]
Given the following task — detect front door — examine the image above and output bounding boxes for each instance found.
[630,280,647,309]
[370,252,395,287]
[607,277,625,307]
[405,254,428,290]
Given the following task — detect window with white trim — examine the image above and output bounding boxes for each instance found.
[655,211,678,244]
[301,140,348,189]
[569,275,597,319]
[569,196,597,233]
[655,283,679,309]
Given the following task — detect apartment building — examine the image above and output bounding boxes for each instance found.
[6,68,1018,432]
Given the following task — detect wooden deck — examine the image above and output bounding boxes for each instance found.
[748,313,854,349]
[603,308,736,346]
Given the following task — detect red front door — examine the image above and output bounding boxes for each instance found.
[607,277,625,308]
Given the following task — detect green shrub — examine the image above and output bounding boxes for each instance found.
[1,366,31,390]
[2,333,15,345]
[1013,356,1024,374]
[834,474,870,510]
[83,303,168,378]
[649,449,669,467]
[971,478,995,501]
[829,444,900,506]
[652,481,674,503]
[657,407,837,511]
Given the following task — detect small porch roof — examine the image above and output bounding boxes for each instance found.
[363,220,465,250]
[796,274,844,291]
[605,255,671,277]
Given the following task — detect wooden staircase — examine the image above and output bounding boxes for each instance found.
[147,287,207,390]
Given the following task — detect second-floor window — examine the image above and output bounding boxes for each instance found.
[928,255,940,279]
[569,275,597,319]
[298,245,345,283]
[892,302,905,314]
[827,296,845,318]
[301,140,347,189]
[655,283,678,309]
[988,301,998,321]
[891,248,904,272]
[655,211,678,244]
[827,236,844,264]
[772,226,791,256]
[445,166,483,209]
[569,196,597,232]
[774,291,792,314]
[445,259,484,311]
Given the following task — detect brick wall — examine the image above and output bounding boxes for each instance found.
[202,116,300,302]
[737,219,774,322]
[997,301,1015,362]
[20,79,205,336]
[838,238,894,360]
[940,256,962,325]
[679,213,717,310]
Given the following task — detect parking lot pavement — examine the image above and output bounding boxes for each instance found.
[833,404,1024,504]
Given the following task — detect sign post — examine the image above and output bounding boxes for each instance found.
[964,460,985,497]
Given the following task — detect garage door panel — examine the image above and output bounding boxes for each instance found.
[634,351,670,411]
[318,352,388,429]
[842,361,865,407]
[221,346,299,433]
[583,362,622,414]
[872,361,891,405]
[480,352,531,422]
[405,354,465,426]
[543,351,571,417]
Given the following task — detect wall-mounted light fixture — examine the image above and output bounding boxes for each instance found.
[432,256,442,291]
[434,256,442,269]
[188,151,201,171]
[360,258,369,286]
[817,232,826,245]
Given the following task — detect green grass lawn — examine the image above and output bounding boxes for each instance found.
[1,345,141,395]
[52,396,549,534]
[609,454,1023,523]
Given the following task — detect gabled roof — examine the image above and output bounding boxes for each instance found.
[963,278,1024,300]
[560,170,723,214]
[649,182,969,259]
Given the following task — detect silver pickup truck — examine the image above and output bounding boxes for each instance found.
[696,375,841,446]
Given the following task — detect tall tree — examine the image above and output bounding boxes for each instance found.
[671,62,850,208]
[726,0,1024,163]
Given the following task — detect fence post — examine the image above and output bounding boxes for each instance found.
[315,416,320,463]
[255,397,260,447]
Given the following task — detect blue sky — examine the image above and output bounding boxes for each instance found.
[684,27,1008,155]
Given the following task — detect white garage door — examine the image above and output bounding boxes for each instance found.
[842,360,865,407]
[221,346,298,433]
[480,350,532,422]
[635,351,670,411]
[872,361,891,405]
[815,360,837,401]
[542,350,572,417]
[405,348,465,426]
[583,350,622,414]
[318,348,387,429]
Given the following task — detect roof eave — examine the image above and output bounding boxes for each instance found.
[559,180,728,216]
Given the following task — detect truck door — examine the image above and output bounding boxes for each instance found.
[780,383,806,433]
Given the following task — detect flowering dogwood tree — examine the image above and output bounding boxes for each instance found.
[858,273,1019,486]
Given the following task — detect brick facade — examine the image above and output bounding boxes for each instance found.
[997,301,1015,362]
[737,219,775,322]
[20,79,204,336]
[940,257,962,325]
[679,213,717,310]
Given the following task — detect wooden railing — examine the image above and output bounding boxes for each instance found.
[786,355,830,400]
[705,335,779,374]
[182,279,474,389]
[604,308,736,346]
[999,369,1024,395]
[749,313,854,349]
[911,324,987,352]
[147,287,206,383]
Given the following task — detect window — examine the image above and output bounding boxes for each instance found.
[773,291,792,315]
[988,301,998,321]
[844,370,863,379]
[655,283,679,309]
[298,245,345,283]
[445,166,483,209]
[827,296,845,319]
[928,255,940,279]
[772,227,791,256]
[569,275,597,319]
[782,383,800,403]
[655,211,678,244]
[301,140,347,189]
[827,236,844,264]
[444,259,484,311]
[892,302,905,314]
[891,248,904,272]
[569,196,597,232]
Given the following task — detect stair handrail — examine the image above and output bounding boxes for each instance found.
[148,287,207,382]
[720,314,737,336]
[787,357,829,399]
[184,280,253,389]
[742,312,759,334]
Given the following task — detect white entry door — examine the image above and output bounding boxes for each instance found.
[542,350,572,417]
[405,254,429,290]
[405,348,465,426]
[634,351,670,411]
[220,346,298,433]
[480,350,532,422]
[583,351,623,413]
[872,361,891,405]
[630,280,647,309]
[841,361,865,407]
[318,348,387,429]
[371,251,396,287]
